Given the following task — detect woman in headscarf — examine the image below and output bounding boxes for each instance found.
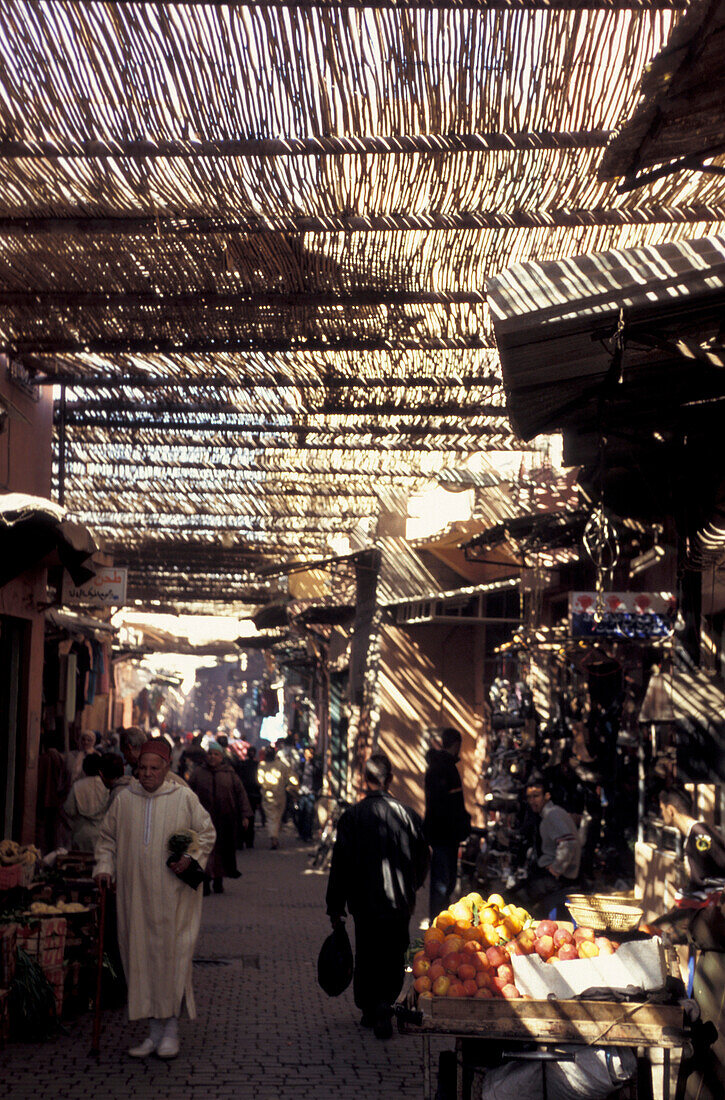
[189,742,251,894]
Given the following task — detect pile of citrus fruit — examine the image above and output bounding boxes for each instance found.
[411,892,532,1001]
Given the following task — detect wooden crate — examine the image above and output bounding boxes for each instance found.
[410,992,688,1048]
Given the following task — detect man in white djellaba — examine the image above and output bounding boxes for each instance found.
[94,738,216,1059]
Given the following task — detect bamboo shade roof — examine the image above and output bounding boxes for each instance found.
[600,0,725,186]
[1,0,724,612]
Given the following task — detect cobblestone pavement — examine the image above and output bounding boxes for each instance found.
[1,824,445,1100]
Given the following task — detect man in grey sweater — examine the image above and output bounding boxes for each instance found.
[522,775,582,919]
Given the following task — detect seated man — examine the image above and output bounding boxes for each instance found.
[522,774,581,920]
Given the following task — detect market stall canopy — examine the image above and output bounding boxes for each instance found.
[2,3,725,612]
[486,235,725,526]
[0,492,96,588]
[600,0,725,189]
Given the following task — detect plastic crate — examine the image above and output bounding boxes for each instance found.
[0,924,18,987]
[43,964,65,1018]
[0,987,9,1045]
[0,864,22,890]
[17,918,67,968]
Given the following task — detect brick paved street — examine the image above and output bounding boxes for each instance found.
[1,825,443,1100]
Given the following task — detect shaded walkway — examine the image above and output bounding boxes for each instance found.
[1,825,436,1099]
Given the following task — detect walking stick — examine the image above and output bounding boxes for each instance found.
[90,880,107,1057]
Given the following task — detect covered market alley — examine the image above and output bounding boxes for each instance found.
[2,0,725,1096]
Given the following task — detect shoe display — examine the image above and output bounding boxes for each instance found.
[157,1035,180,1059]
[128,1036,157,1058]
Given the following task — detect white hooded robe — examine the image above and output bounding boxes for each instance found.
[94,778,215,1020]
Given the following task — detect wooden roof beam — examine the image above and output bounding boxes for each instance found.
[0,289,486,307]
[58,399,507,418]
[10,335,491,355]
[2,203,723,236]
[0,131,609,160]
[35,371,501,389]
[36,0,689,9]
[59,414,512,435]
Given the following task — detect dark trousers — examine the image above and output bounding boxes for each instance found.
[429,844,459,921]
[352,911,410,1021]
[523,869,579,921]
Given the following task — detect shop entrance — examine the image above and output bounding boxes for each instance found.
[0,614,29,837]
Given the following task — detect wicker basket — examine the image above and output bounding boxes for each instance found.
[566,893,644,932]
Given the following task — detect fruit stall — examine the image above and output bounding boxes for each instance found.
[0,847,104,1044]
[397,891,693,1100]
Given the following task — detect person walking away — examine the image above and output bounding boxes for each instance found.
[649,788,725,1100]
[93,738,216,1060]
[236,746,262,848]
[36,731,71,853]
[189,741,251,894]
[64,753,109,852]
[424,728,471,922]
[258,745,297,849]
[296,747,322,842]
[326,751,429,1040]
[522,774,581,919]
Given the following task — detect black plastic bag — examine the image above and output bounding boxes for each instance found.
[317,922,353,996]
[166,854,205,890]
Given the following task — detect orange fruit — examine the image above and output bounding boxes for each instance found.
[443,952,464,973]
[418,990,434,1001]
[462,979,479,998]
[440,935,464,957]
[480,925,500,948]
[466,893,485,909]
[434,912,456,932]
[412,954,431,978]
[414,975,432,994]
[447,981,464,998]
[424,926,446,946]
[428,961,445,982]
[432,975,451,996]
[488,894,505,908]
[453,919,472,936]
[479,907,499,926]
[424,938,443,960]
[449,900,473,922]
[475,987,494,999]
[475,971,491,988]
[458,963,476,982]
[462,939,482,956]
[461,927,482,944]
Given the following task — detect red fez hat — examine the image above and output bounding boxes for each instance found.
[138,738,171,763]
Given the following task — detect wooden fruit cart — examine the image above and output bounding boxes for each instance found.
[395,978,693,1100]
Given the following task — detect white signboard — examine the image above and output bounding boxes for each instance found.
[65,567,127,608]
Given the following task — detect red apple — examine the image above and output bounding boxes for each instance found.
[491,975,509,994]
[537,920,558,938]
[486,946,508,969]
[595,937,616,956]
[496,964,514,985]
[556,943,579,961]
[505,940,523,957]
[573,926,596,943]
[553,928,574,948]
[501,984,522,999]
[535,935,555,961]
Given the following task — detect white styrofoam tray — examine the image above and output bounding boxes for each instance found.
[511,938,667,1000]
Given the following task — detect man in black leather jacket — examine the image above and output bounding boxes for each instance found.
[424,727,471,921]
[326,751,429,1040]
